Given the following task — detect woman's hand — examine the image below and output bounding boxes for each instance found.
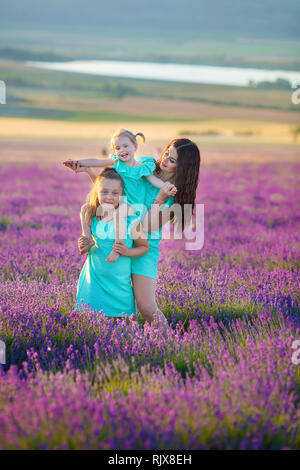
[112,241,129,256]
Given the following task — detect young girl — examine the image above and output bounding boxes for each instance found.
[75,167,149,319]
[63,128,177,263]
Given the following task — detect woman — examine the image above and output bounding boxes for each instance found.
[65,137,200,330]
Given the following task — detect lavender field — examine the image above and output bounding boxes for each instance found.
[0,159,299,449]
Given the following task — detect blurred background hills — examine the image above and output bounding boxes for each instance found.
[0,0,299,149]
[1,0,300,69]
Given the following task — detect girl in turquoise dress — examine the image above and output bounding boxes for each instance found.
[75,167,149,318]
[64,132,200,331]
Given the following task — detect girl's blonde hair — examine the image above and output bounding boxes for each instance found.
[84,168,124,225]
[110,128,146,151]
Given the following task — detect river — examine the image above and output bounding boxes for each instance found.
[27,59,300,87]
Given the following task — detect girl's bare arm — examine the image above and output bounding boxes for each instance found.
[113,222,149,258]
[62,160,99,183]
[79,158,113,167]
[85,168,98,184]
[142,184,179,232]
[145,174,165,189]
[63,158,113,169]
[80,204,92,238]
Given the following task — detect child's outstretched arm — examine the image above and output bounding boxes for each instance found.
[113,222,149,258]
[145,173,177,193]
[63,157,113,169]
[142,183,178,233]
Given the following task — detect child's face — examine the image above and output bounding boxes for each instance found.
[113,135,136,163]
[98,179,123,209]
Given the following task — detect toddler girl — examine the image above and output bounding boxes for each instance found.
[64,128,176,262]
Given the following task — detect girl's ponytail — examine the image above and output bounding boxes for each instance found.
[135,132,146,144]
[111,128,146,149]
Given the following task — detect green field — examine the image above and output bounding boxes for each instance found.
[1,60,299,124]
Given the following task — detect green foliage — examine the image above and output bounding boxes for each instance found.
[249,78,292,90]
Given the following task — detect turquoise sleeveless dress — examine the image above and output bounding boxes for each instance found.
[131,156,174,280]
[75,214,139,317]
[110,154,156,221]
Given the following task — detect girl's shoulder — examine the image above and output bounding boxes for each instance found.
[113,156,155,180]
[136,155,156,165]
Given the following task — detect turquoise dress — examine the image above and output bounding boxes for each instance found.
[110,155,156,221]
[75,214,139,317]
[131,156,174,280]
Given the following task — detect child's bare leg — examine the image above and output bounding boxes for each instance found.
[106,202,128,262]
[79,204,94,254]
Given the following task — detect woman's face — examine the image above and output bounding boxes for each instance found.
[97,179,123,209]
[160,145,178,176]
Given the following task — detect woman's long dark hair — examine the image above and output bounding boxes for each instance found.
[155,138,200,230]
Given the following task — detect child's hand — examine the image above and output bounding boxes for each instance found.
[78,235,94,254]
[63,159,77,170]
[112,241,129,256]
[63,160,86,173]
[161,182,177,197]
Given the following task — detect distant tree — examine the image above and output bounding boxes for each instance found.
[249,78,291,90]
[290,126,300,143]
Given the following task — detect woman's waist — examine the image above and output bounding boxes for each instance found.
[92,235,134,246]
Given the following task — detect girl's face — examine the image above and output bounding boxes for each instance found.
[113,135,137,163]
[160,145,178,176]
[97,179,123,209]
